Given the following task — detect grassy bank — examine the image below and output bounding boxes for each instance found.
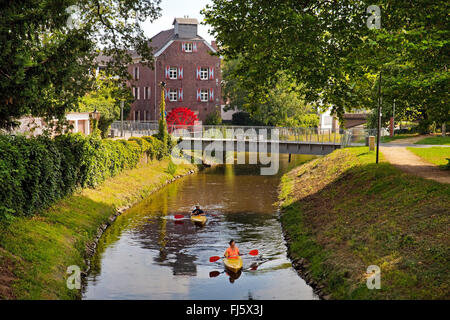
[278,147,449,299]
[0,159,197,299]
[414,136,450,145]
[407,147,450,168]
[380,134,418,143]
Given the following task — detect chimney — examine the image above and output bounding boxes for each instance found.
[173,17,198,38]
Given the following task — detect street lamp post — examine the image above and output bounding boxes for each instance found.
[120,100,124,137]
[376,71,382,164]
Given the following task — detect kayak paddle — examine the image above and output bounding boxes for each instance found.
[209,263,259,278]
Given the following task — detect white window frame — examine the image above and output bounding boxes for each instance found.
[169,67,178,79]
[134,67,139,80]
[185,42,193,52]
[200,68,208,80]
[144,87,150,100]
[168,88,178,101]
[200,89,208,102]
[133,87,140,100]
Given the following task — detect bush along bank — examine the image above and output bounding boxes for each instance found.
[278,147,450,299]
[0,132,198,299]
[0,133,173,220]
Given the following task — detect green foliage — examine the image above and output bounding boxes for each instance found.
[223,59,318,127]
[166,160,177,176]
[156,87,169,155]
[0,133,167,219]
[231,112,264,126]
[204,110,223,125]
[251,73,319,127]
[203,1,449,127]
[77,73,133,138]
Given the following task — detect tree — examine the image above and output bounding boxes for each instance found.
[77,73,133,137]
[251,73,319,127]
[221,58,248,112]
[157,82,168,154]
[0,0,161,129]
[203,1,449,131]
[223,58,318,127]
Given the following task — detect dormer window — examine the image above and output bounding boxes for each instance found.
[185,42,193,52]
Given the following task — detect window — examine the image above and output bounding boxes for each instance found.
[169,67,177,79]
[145,110,150,121]
[169,88,177,101]
[133,67,139,80]
[200,68,208,80]
[144,87,150,100]
[185,42,192,52]
[200,89,208,102]
[133,87,140,100]
[134,111,140,121]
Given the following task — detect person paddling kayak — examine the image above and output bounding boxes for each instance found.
[224,239,240,259]
[191,204,205,216]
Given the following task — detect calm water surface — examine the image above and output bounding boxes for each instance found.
[83,154,318,300]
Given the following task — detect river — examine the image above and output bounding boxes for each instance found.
[83,153,318,300]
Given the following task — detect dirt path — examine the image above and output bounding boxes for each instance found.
[381,146,450,184]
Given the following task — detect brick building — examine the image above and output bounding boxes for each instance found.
[126,17,222,122]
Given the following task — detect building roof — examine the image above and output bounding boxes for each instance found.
[96,19,215,65]
[149,29,175,52]
[173,17,199,25]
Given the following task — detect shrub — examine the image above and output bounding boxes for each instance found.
[0,133,167,219]
[204,110,222,125]
[167,160,177,176]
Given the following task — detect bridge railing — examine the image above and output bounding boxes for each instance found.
[167,125,348,145]
[110,121,158,138]
[110,122,354,145]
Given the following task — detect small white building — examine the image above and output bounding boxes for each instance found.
[9,112,98,136]
[66,112,93,135]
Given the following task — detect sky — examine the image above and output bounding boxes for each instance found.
[142,0,215,43]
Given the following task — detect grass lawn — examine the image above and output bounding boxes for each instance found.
[414,136,450,145]
[0,159,197,299]
[279,147,450,299]
[407,147,450,169]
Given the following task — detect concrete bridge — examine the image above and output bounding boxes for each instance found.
[169,125,351,156]
[110,122,352,156]
[177,137,342,156]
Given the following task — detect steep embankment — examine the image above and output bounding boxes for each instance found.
[279,147,449,299]
[0,159,198,300]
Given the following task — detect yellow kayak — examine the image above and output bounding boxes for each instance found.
[191,215,207,225]
[223,256,243,273]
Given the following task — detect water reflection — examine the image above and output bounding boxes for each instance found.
[83,154,319,300]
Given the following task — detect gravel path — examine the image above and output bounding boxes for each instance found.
[381,146,450,184]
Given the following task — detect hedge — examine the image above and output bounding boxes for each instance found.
[0,133,171,219]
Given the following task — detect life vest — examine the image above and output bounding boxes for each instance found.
[225,246,240,259]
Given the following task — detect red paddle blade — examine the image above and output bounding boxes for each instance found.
[174,215,184,219]
[249,249,259,256]
[209,271,221,278]
[209,256,221,263]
